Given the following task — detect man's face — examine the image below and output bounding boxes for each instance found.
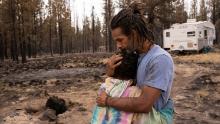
[112,27,129,50]
[112,27,144,53]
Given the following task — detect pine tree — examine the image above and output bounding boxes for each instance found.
[48,0,54,56]
[10,0,19,62]
[175,0,187,23]
[0,0,9,59]
[207,0,220,24]
[189,0,198,19]
[0,2,4,61]
[103,0,114,52]
[95,17,102,52]
[137,0,176,46]
[118,0,132,8]
[207,0,220,45]
[91,6,95,53]
[0,33,3,61]
[198,0,207,21]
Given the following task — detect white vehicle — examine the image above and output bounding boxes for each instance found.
[163,19,216,52]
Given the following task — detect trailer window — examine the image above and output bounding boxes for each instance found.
[187,31,195,37]
[166,32,170,37]
[204,30,207,39]
[199,31,202,37]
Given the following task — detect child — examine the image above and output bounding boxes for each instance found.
[91,49,170,124]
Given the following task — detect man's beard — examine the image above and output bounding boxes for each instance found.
[115,48,139,56]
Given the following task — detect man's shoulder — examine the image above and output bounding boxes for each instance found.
[152,45,171,58]
[144,45,172,64]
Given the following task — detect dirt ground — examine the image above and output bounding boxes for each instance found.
[0,50,219,124]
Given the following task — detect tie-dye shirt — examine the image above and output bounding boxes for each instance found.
[91,77,173,124]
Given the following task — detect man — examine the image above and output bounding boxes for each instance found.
[96,3,174,124]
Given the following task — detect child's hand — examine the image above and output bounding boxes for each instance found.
[96,91,108,107]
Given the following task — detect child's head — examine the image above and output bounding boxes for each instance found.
[112,49,139,80]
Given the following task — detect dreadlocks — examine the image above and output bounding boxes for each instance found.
[110,2,154,50]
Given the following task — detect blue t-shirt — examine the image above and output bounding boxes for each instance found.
[136,45,174,111]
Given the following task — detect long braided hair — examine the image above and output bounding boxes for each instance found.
[110,2,154,50]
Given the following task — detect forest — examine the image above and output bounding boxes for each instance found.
[0,0,220,63]
[0,0,220,124]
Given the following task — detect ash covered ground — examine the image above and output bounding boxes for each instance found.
[0,51,220,124]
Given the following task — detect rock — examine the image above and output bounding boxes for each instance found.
[3,110,31,123]
[46,96,67,115]
[22,81,31,86]
[56,111,72,124]
[78,63,85,67]
[196,90,209,98]
[18,96,27,101]
[68,101,82,108]
[101,58,109,64]
[174,95,187,101]
[32,90,49,97]
[9,111,19,117]
[77,107,87,112]
[30,79,43,85]
[210,76,220,83]
[205,80,211,83]
[25,88,35,92]
[46,79,58,86]
[11,102,16,105]
[40,109,57,121]
[25,100,45,114]
[63,63,77,68]
[208,110,220,119]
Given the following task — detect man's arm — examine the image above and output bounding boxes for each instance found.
[97,86,161,113]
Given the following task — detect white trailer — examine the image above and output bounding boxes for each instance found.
[163,19,216,52]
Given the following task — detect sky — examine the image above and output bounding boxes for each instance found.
[43,0,193,28]
[71,0,192,27]
[43,0,104,28]
[72,0,193,28]
[72,0,104,28]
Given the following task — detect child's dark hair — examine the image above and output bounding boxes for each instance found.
[112,49,139,80]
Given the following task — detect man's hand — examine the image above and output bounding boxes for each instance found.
[105,86,161,113]
[96,91,108,107]
[106,54,123,76]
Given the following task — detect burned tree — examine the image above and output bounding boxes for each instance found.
[103,0,115,52]
[0,33,4,61]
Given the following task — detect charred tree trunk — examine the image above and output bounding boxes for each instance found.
[33,12,37,58]
[21,5,26,63]
[18,6,22,59]
[58,13,63,55]
[105,20,108,52]
[82,27,85,52]
[92,6,95,53]
[108,29,113,52]
[0,34,4,61]
[33,40,37,58]
[38,10,43,55]
[49,17,53,56]
[54,23,58,53]
[27,36,31,58]
[10,0,18,62]
[212,2,216,24]
[21,40,26,63]
[4,32,8,59]
[107,0,113,52]
[216,19,220,46]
